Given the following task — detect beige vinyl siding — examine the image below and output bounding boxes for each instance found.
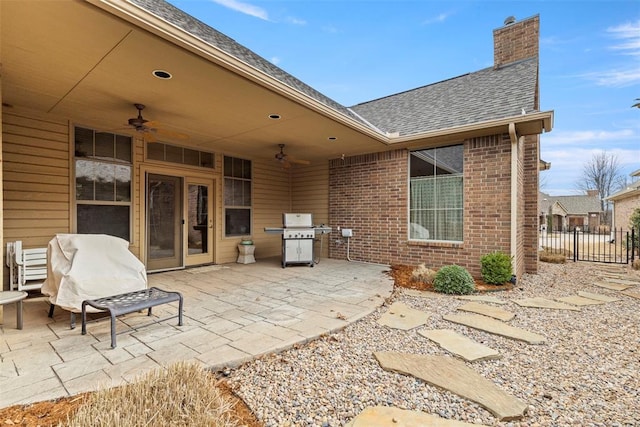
[292,162,329,258]
[2,109,70,249]
[216,157,290,263]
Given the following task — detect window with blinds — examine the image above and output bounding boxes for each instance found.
[223,156,252,237]
[74,126,132,241]
[409,145,463,242]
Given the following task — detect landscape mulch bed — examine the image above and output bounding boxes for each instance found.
[0,264,509,426]
[388,264,514,293]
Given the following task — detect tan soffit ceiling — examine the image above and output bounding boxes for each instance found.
[1,0,389,163]
[1,0,552,163]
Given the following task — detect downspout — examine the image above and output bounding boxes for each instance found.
[508,123,519,277]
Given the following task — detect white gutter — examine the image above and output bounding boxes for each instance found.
[508,123,519,276]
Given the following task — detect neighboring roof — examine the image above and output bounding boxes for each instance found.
[607,180,640,202]
[539,192,602,215]
[350,58,538,137]
[131,0,539,139]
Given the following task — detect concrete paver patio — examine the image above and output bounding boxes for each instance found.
[0,258,393,409]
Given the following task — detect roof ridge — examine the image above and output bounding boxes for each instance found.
[351,57,538,108]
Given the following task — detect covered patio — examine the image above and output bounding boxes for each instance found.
[0,259,392,409]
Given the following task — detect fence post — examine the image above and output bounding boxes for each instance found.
[573,228,577,262]
[632,227,636,263]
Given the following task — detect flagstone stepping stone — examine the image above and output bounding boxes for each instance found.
[602,278,639,286]
[443,313,545,344]
[622,290,640,300]
[347,406,485,427]
[457,295,508,305]
[555,295,606,306]
[593,281,634,291]
[374,352,528,421]
[577,291,621,303]
[599,273,627,279]
[377,302,430,330]
[457,301,515,321]
[513,297,580,311]
[419,329,501,362]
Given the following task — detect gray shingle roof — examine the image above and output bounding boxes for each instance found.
[539,192,602,215]
[129,0,538,138]
[350,58,538,136]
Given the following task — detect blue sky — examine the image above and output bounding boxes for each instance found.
[169,0,640,196]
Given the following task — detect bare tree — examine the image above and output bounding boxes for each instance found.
[576,151,625,223]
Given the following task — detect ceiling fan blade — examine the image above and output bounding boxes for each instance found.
[152,127,190,140]
[289,158,311,165]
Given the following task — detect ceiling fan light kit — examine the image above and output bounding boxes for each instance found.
[274,144,310,168]
[126,103,188,142]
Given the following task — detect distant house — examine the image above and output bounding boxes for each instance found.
[539,191,602,232]
[607,169,640,231]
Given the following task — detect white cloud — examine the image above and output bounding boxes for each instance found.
[584,68,640,87]
[583,20,640,87]
[286,16,307,26]
[270,56,281,65]
[423,13,450,25]
[608,20,640,55]
[542,129,635,145]
[322,24,340,34]
[540,146,640,195]
[210,0,269,20]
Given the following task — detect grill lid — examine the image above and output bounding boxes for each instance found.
[283,213,313,228]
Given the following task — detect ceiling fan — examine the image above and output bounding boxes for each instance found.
[275,144,310,168]
[126,103,188,142]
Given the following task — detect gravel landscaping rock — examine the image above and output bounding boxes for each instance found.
[227,262,640,426]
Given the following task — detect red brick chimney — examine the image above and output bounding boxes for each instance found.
[493,15,539,69]
[586,189,599,197]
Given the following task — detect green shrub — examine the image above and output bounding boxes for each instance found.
[411,263,437,285]
[433,265,475,295]
[480,251,513,284]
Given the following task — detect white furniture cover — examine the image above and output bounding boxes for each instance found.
[42,234,147,313]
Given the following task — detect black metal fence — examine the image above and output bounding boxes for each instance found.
[539,227,638,264]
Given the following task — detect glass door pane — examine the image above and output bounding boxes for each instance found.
[186,179,214,266]
[147,173,183,271]
[188,184,209,255]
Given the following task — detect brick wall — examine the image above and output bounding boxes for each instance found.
[522,134,539,275]
[328,133,535,279]
[493,15,539,69]
[614,194,640,230]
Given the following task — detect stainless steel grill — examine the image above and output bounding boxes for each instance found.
[281,213,315,268]
[264,214,332,268]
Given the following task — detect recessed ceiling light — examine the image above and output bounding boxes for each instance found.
[268,114,281,120]
[328,136,337,141]
[152,70,172,79]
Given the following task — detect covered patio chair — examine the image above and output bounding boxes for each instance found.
[42,234,147,327]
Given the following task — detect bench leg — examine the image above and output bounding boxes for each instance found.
[81,302,88,335]
[178,294,183,326]
[110,312,117,348]
[16,300,24,330]
[70,312,76,329]
[48,303,55,318]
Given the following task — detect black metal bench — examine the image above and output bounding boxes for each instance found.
[81,287,183,348]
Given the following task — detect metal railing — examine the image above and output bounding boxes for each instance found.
[539,227,638,264]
